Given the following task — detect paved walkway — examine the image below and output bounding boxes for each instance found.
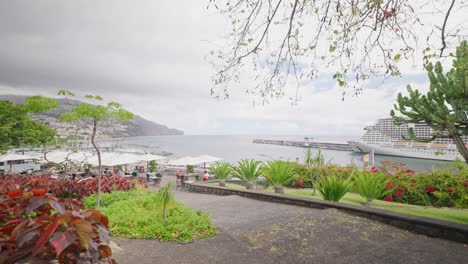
[113,176,468,264]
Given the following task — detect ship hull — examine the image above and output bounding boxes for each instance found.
[349,141,461,161]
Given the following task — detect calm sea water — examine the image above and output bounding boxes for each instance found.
[116,135,451,173]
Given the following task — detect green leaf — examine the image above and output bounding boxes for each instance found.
[394,53,401,60]
[329,45,336,52]
[338,80,345,87]
[73,219,93,250]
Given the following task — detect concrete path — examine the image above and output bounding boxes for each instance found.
[113,176,468,264]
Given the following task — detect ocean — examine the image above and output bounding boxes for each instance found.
[116,135,451,173]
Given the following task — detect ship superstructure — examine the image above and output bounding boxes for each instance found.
[349,118,468,161]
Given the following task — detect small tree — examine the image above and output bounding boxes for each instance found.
[209,161,232,186]
[309,148,325,195]
[149,160,157,173]
[156,183,174,219]
[58,90,134,207]
[232,159,263,189]
[391,40,468,163]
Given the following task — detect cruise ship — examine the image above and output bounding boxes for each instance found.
[348,118,468,161]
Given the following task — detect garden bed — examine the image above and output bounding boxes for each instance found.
[84,190,217,242]
[205,182,468,225]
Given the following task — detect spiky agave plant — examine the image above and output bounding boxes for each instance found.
[232,159,263,189]
[156,183,174,219]
[352,170,389,204]
[262,160,296,194]
[209,161,232,186]
[316,176,352,202]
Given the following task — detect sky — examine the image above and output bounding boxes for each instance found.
[0,0,464,137]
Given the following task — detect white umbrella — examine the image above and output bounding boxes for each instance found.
[195,155,223,163]
[68,152,95,163]
[168,156,204,166]
[137,154,168,162]
[44,151,73,163]
[88,152,142,166]
[0,153,37,162]
[194,155,223,170]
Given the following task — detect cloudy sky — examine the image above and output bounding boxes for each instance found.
[0,0,463,137]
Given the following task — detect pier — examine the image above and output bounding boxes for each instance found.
[252,139,352,151]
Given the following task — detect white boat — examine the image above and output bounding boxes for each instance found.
[348,118,467,161]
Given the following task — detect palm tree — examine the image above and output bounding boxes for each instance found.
[262,160,296,194]
[310,148,325,195]
[156,183,174,219]
[209,161,232,186]
[232,159,263,189]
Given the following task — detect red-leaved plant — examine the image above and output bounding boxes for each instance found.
[0,175,146,201]
[0,188,115,263]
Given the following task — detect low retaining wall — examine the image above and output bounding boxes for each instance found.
[188,182,468,243]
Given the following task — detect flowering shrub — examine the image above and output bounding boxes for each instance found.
[377,161,468,208]
[0,175,146,200]
[0,188,114,263]
[292,160,468,208]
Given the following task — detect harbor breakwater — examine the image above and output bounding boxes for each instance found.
[252,139,353,151]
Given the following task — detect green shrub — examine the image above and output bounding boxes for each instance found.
[84,190,216,241]
[352,170,389,203]
[316,176,353,202]
[84,190,135,208]
[232,159,263,189]
[209,161,232,186]
[262,161,296,193]
[386,168,468,208]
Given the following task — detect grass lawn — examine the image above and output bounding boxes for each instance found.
[84,190,216,241]
[206,182,468,225]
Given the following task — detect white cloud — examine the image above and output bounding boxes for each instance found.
[0,0,449,137]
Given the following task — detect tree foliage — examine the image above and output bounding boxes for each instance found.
[58,90,134,207]
[0,98,57,153]
[391,40,468,163]
[208,0,465,101]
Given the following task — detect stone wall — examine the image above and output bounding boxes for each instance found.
[188,182,468,243]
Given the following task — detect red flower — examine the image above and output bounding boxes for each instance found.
[384,196,393,202]
[32,189,47,196]
[297,179,303,189]
[409,183,415,188]
[370,166,378,173]
[447,187,453,193]
[385,182,394,190]
[405,169,415,174]
[396,190,403,197]
[426,186,435,193]
[8,189,22,199]
[465,182,468,187]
